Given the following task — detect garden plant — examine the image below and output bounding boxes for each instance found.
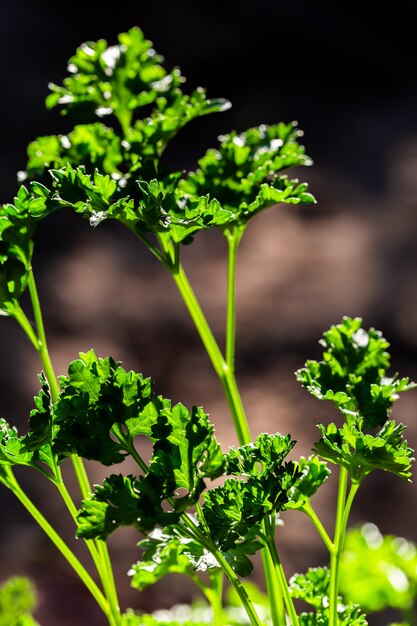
[0,27,415,626]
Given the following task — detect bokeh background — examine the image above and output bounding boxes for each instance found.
[1,1,417,624]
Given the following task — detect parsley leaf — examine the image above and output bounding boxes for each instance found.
[129,526,218,591]
[290,568,368,626]
[0,187,37,315]
[180,121,316,227]
[313,417,414,483]
[53,350,153,465]
[28,166,229,245]
[289,566,331,609]
[226,432,296,474]
[202,433,300,573]
[27,124,124,178]
[61,350,225,538]
[23,374,53,452]
[297,317,416,429]
[46,27,184,128]
[287,456,331,510]
[0,419,33,467]
[0,577,39,626]
[298,605,368,626]
[0,416,55,478]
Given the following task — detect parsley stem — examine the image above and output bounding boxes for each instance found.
[3,468,110,618]
[261,547,286,626]
[206,569,225,626]
[224,225,244,371]
[27,270,95,500]
[56,477,121,625]
[169,261,251,445]
[12,304,39,349]
[26,268,122,626]
[209,547,263,626]
[302,501,334,553]
[27,269,60,399]
[163,242,291,626]
[264,516,298,626]
[134,231,167,265]
[329,468,359,626]
[97,540,122,626]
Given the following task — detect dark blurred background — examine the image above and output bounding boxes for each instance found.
[1,1,417,624]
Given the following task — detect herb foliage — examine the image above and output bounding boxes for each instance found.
[0,26,414,626]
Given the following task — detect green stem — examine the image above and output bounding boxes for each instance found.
[302,501,334,554]
[206,569,225,626]
[27,269,122,625]
[97,540,122,626]
[224,226,244,370]
[133,231,167,265]
[261,514,285,626]
[12,305,39,350]
[210,547,263,626]
[169,262,251,445]
[261,547,286,626]
[264,517,299,626]
[329,467,356,626]
[27,270,60,399]
[121,436,149,474]
[3,468,109,618]
[27,270,95,499]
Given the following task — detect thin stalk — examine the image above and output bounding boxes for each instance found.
[151,234,251,445]
[27,269,122,625]
[264,516,298,626]
[97,540,122,626]
[302,501,334,553]
[28,269,94,498]
[206,569,225,626]
[210,547,263,626]
[224,226,244,370]
[121,436,149,474]
[27,270,60,399]
[339,481,359,544]
[261,514,285,626]
[328,467,349,626]
[261,548,286,626]
[12,305,39,350]
[133,231,167,265]
[266,534,299,626]
[169,262,251,445]
[3,468,110,618]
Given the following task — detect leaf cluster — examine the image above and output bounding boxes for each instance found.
[19,27,314,255]
[129,526,217,591]
[181,122,316,228]
[47,351,224,538]
[0,187,37,315]
[290,567,368,626]
[0,375,56,482]
[314,418,413,483]
[297,317,415,483]
[297,317,414,429]
[201,433,301,574]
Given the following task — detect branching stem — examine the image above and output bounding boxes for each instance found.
[1,468,110,619]
[328,468,359,626]
[224,225,244,370]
